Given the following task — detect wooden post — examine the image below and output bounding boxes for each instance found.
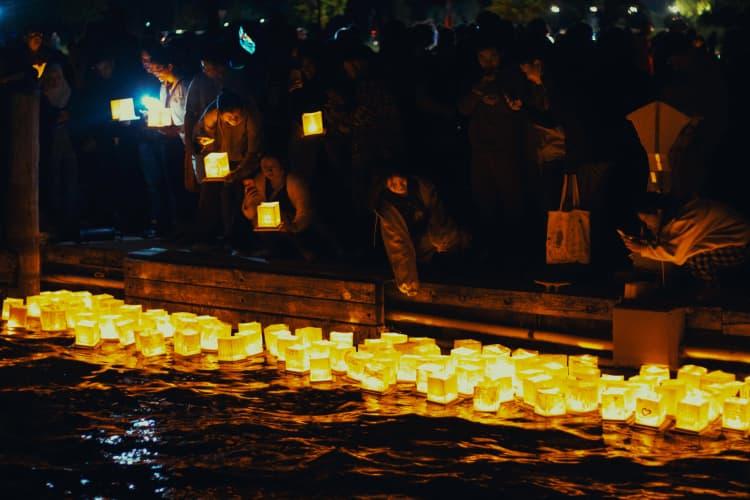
[4,89,41,296]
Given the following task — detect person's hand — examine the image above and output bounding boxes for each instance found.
[243,185,261,205]
[504,94,522,111]
[398,281,419,297]
[196,136,215,147]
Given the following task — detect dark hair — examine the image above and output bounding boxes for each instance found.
[216,91,244,113]
[200,42,230,67]
[147,45,173,67]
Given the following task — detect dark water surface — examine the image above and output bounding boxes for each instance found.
[1,328,749,499]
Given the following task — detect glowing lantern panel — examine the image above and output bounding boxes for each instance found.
[7,304,28,329]
[722,397,750,432]
[116,319,136,346]
[285,344,310,373]
[456,362,483,396]
[634,393,667,428]
[309,354,332,382]
[601,387,632,421]
[257,202,282,228]
[329,331,354,347]
[98,314,122,341]
[346,351,374,383]
[2,298,24,321]
[203,152,231,180]
[147,107,172,127]
[39,304,67,332]
[138,330,166,357]
[566,377,599,413]
[535,387,567,417]
[473,377,502,412]
[331,344,354,373]
[218,333,249,362]
[657,379,687,416]
[296,326,323,347]
[174,329,201,357]
[361,361,395,393]
[110,98,138,121]
[276,333,300,362]
[397,354,422,383]
[75,319,100,347]
[675,393,711,432]
[417,363,443,393]
[264,324,290,356]
[427,371,458,405]
[302,111,324,136]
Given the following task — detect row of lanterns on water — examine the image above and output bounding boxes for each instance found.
[2,290,750,436]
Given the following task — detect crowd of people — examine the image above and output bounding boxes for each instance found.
[2,10,749,296]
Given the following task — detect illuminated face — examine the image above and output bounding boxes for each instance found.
[386,175,408,196]
[26,33,43,52]
[477,47,500,71]
[220,110,243,127]
[150,63,173,83]
[141,50,154,73]
[261,157,285,182]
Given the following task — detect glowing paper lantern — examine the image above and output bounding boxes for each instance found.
[535,386,567,417]
[346,351,374,382]
[675,392,712,432]
[257,202,281,228]
[701,370,735,389]
[516,368,545,399]
[331,344,354,373]
[7,304,28,329]
[203,152,231,180]
[473,377,505,412]
[657,379,687,416]
[416,363,444,393]
[482,354,514,380]
[309,340,332,382]
[71,291,93,309]
[264,323,290,356]
[361,338,391,352]
[296,326,322,347]
[276,333,300,362]
[26,295,49,318]
[238,322,263,356]
[147,107,172,127]
[218,333,249,362]
[39,304,68,332]
[174,329,201,357]
[361,360,395,393]
[137,330,166,357]
[397,354,422,383]
[601,387,632,421]
[301,111,324,136]
[722,397,750,432]
[568,354,598,373]
[110,98,138,121]
[566,377,599,413]
[98,314,121,341]
[380,331,408,347]
[634,393,667,428]
[640,364,671,385]
[2,298,24,321]
[482,344,511,357]
[171,312,197,331]
[454,338,482,352]
[285,344,310,373]
[523,373,555,407]
[456,362,483,396]
[329,331,354,347]
[427,371,458,405]
[373,352,399,387]
[75,319,100,347]
[116,319,136,346]
[742,378,750,400]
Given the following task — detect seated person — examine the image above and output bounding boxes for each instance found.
[240,150,317,260]
[375,168,471,296]
[619,193,750,291]
[192,90,262,247]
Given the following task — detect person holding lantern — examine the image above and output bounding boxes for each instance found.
[374,168,472,297]
[192,90,262,250]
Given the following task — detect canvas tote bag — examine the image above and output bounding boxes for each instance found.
[546,173,591,264]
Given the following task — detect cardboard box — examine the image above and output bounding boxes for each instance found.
[613,305,685,369]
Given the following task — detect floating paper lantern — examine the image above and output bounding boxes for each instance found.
[523,373,555,407]
[238,322,263,356]
[301,111,324,136]
[482,354,514,380]
[701,370,735,389]
[601,387,632,421]
[329,331,353,347]
[535,386,567,417]
[380,331,408,347]
[427,371,458,405]
[566,377,599,413]
[147,107,172,127]
[331,344,354,373]
[65,300,86,329]
[397,353,422,383]
[675,392,712,432]
[417,363,444,393]
[91,293,114,313]
[276,333,300,362]
[473,377,503,412]
[203,152,231,180]
[454,338,482,352]
[295,326,323,347]
[373,352,400,387]
[362,338,392,352]
[456,362,483,396]
[722,397,750,432]
[657,379,687,416]
[482,344,511,358]
[2,298,24,321]
[361,360,395,393]
[75,319,100,347]
[200,319,229,352]
[257,202,281,229]
[541,361,567,380]
[264,323,290,356]
[116,319,136,346]
[98,314,121,341]
[569,364,601,382]
[634,392,667,428]
[39,304,67,332]
[639,364,671,385]
[218,333,249,362]
[741,378,749,400]
[137,330,166,357]
[110,98,138,121]
[516,368,545,399]
[309,353,332,382]
[26,295,50,318]
[171,311,197,330]
[285,344,310,373]
[568,354,598,372]
[174,329,201,357]
[7,304,28,329]
[99,298,125,315]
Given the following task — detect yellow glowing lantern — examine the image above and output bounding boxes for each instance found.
[218,333,249,362]
[2,298,24,321]
[396,353,422,383]
[39,304,68,332]
[482,344,511,357]
[98,314,122,341]
[116,319,136,346]
[110,98,138,121]
[329,331,354,347]
[171,311,197,330]
[701,370,735,389]
[568,354,598,372]
[71,290,93,309]
[639,364,671,385]
[482,354,514,380]
[516,368,545,399]
[566,377,599,413]
[361,360,395,393]
[453,338,482,352]
[137,330,166,357]
[203,152,231,180]
[742,378,750,400]
[238,322,263,356]
[147,107,172,127]
[523,373,555,407]
[675,392,712,432]
[7,304,28,329]
[535,386,567,417]
[75,319,100,347]
[345,351,373,382]
[119,304,143,326]
[511,348,540,381]
[451,346,482,361]
[456,362,483,396]
[65,300,86,329]
[285,344,310,373]
[722,397,750,432]
[99,298,125,315]
[634,392,667,428]
[276,333,300,362]
[601,387,633,421]
[373,351,400,387]
[569,364,601,382]
[264,324,290,357]
[541,361,567,381]
[657,379,687,416]
[362,338,392,352]
[91,293,114,313]
[380,331,408,347]
[473,377,503,412]
[413,342,441,356]
[173,329,201,357]
[257,202,282,229]
[427,371,458,405]
[206,321,230,352]
[417,363,444,393]
[296,326,323,347]
[331,344,355,373]
[301,111,325,136]
[26,295,50,318]
[309,340,333,382]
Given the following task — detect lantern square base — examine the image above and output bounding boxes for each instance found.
[253,225,283,232]
[633,416,674,432]
[673,416,722,436]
